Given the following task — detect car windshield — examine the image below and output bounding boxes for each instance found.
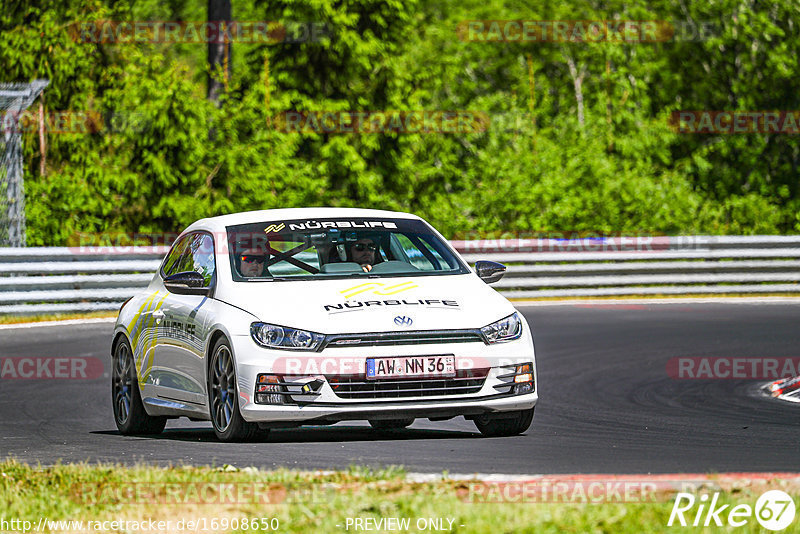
[226,217,468,281]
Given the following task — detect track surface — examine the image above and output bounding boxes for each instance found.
[1,302,798,474]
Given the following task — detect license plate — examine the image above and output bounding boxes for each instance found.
[366,355,456,379]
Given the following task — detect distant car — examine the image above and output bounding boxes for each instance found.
[112,208,538,441]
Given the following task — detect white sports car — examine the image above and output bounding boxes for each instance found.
[112,208,538,441]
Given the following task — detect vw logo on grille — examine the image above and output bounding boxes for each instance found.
[394,315,413,327]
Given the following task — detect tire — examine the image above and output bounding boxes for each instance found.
[111,337,167,435]
[473,408,534,437]
[369,418,415,430]
[208,337,261,442]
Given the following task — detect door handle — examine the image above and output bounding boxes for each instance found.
[152,310,165,323]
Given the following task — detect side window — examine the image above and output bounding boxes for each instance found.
[161,233,216,287]
[394,234,435,270]
[391,234,451,271]
[420,237,452,269]
[161,235,191,278]
[189,234,216,287]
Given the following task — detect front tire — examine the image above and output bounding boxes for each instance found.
[208,337,260,442]
[112,337,167,435]
[473,408,534,437]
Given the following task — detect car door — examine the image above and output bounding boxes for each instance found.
[153,232,216,406]
[135,234,190,402]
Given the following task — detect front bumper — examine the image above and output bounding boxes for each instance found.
[231,332,538,424]
[241,391,537,424]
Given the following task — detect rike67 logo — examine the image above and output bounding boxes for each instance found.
[669,490,796,531]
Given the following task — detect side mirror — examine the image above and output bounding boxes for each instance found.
[164,271,210,296]
[475,260,506,284]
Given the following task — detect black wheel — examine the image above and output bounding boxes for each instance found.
[369,418,414,430]
[208,337,260,442]
[112,337,167,435]
[473,408,534,437]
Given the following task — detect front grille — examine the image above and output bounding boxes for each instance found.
[327,369,489,399]
[322,329,485,349]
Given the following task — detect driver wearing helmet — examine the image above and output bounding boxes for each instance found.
[233,236,269,278]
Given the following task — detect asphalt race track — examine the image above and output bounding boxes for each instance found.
[1,301,798,474]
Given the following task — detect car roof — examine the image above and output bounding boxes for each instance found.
[184,207,423,233]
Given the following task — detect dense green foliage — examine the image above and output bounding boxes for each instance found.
[2,0,799,244]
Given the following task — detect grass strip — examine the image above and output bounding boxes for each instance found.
[2,460,798,533]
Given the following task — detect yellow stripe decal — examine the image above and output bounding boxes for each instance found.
[140,293,169,383]
[373,281,419,295]
[130,292,158,351]
[340,282,383,299]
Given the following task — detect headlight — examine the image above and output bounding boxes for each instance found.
[250,322,325,351]
[481,312,523,344]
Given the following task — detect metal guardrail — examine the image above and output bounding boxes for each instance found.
[0,247,166,315]
[1,236,799,314]
[454,235,800,299]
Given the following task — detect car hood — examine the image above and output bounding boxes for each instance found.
[216,273,515,333]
